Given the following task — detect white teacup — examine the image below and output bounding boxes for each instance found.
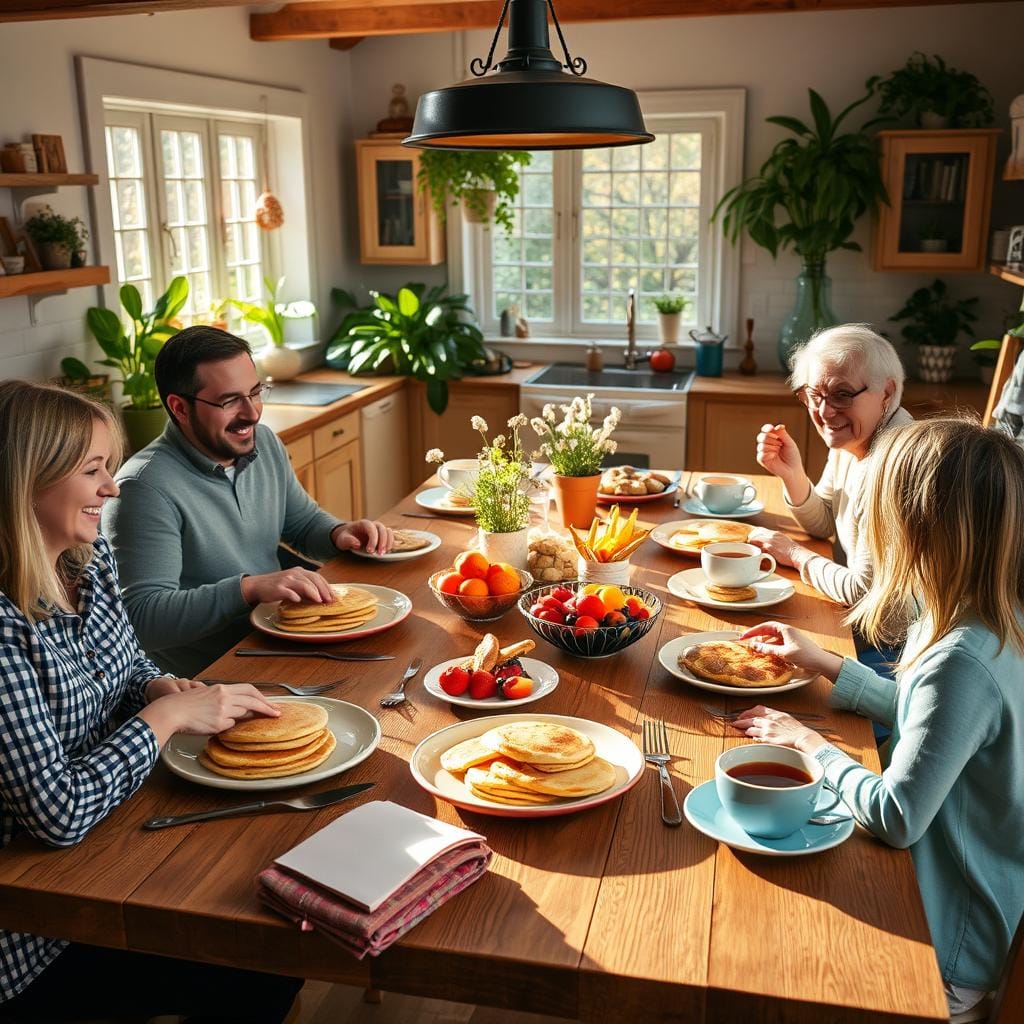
[701,542,776,587]
[438,459,479,492]
[695,474,756,514]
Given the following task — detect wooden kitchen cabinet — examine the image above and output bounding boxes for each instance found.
[284,434,315,497]
[315,439,364,523]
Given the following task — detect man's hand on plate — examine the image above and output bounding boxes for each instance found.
[333,519,394,556]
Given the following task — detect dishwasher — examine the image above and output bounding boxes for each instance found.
[360,391,410,518]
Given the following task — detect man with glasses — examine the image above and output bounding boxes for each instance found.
[102,326,393,676]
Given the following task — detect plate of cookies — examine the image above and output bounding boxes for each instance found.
[667,568,795,610]
[598,466,679,504]
[650,518,752,557]
[658,631,816,696]
[162,696,381,791]
[350,529,441,562]
[251,583,413,643]
[410,713,644,818]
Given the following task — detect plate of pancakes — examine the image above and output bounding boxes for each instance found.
[667,568,795,610]
[658,631,817,696]
[410,713,644,818]
[650,518,753,557]
[251,583,412,643]
[414,486,476,516]
[162,697,381,791]
[349,529,441,562]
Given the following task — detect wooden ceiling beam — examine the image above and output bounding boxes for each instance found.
[328,36,365,50]
[0,0,250,22]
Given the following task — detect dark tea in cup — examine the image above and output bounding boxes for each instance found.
[726,761,814,788]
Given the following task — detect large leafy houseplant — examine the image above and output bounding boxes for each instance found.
[326,284,487,413]
[226,275,286,346]
[868,53,994,128]
[889,279,978,347]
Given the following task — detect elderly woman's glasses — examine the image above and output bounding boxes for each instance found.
[180,383,274,412]
[794,384,868,411]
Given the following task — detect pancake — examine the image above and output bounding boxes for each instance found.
[696,522,751,544]
[531,756,597,773]
[465,767,558,805]
[219,702,328,745]
[199,730,336,779]
[680,640,795,688]
[277,584,378,620]
[391,530,431,552]
[440,736,501,773]
[705,584,758,602]
[204,730,329,768]
[490,756,616,797]
[481,721,595,767]
[220,729,326,752]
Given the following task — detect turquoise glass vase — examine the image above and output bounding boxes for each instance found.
[778,261,838,370]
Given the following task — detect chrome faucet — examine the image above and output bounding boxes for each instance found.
[623,288,648,370]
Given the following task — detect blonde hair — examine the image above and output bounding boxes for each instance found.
[789,323,906,409]
[851,417,1024,666]
[0,380,123,624]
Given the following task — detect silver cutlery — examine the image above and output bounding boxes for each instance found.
[810,783,853,826]
[700,703,827,723]
[642,719,682,827]
[379,656,422,708]
[235,648,393,662]
[202,678,341,697]
[401,512,473,521]
[673,471,693,509]
[143,782,375,830]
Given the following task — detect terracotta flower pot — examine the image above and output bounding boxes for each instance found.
[552,473,601,529]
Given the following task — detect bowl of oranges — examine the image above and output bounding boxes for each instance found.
[518,581,662,658]
[429,550,534,623]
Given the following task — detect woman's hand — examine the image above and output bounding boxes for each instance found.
[745,527,806,567]
[739,621,843,681]
[729,705,827,755]
[756,423,806,489]
[138,683,281,746]
[145,676,205,701]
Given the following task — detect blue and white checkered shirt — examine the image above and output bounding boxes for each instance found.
[0,536,162,1002]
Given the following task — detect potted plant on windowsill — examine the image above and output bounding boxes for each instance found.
[226,276,301,381]
[889,278,978,383]
[24,208,89,271]
[867,52,994,128]
[653,294,686,344]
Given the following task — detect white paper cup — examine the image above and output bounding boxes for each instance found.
[701,542,775,587]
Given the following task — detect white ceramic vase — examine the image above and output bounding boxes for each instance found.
[259,345,302,382]
[477,526,530,570]
[577,556,630,586]
[658,312,682,344]
[917,345,958,384]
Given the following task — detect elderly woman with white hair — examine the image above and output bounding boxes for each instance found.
[748,323,911,607]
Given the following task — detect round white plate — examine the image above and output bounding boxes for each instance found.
[597,473,680,505]
[414,486,476,516]
[409,712,644,818]
[682,497,764,519]
[161,696,381,792]
[349,530,441,562]
[650,519,752,557]
[422,656,558,709]
[658,630,817,696]
[683,780,854,857]
[667,568,795,611]
[251,584,412,644]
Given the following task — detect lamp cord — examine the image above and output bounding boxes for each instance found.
[546,0,587,76]
[470,0,512,76]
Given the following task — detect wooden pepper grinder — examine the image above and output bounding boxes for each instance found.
[739,317,757,375]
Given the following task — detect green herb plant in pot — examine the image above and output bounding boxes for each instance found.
[417,150,532,234]
[54,356,111,404]
[714,88,888,369]
[226,276,299,381]
[889,278,978,384]
[86,276,187,451]
[653,294,686,344]
[24,208,89,271]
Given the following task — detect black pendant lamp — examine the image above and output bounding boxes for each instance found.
[404,0,653,151]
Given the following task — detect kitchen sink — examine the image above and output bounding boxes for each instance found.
[525,363,694,392]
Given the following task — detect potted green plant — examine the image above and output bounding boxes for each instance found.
[86,276,187,451]
[889,278,978,383]
[24,208,89,271]
[713,87,889,369]
[919,221,949,254]
[867,53,994,128]
[226,275,301,381]
[417,150,532,234]
[53,356,111,405]
[326,284,487,414]
[652,294,686,344]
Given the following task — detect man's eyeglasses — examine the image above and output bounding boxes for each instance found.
[179,383,273,413]
[793,384,868,411]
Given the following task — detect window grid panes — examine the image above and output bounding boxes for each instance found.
[218,132,264,338]
[104,124,153,313]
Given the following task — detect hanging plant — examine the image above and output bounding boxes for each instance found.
[867,53,994,128]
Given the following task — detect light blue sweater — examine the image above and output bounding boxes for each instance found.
[815,619,1024,990]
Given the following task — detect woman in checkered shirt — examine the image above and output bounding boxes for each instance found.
[0,380,302,1020]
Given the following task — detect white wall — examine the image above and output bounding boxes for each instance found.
[0,6,354,381]
[350,2,1024,371]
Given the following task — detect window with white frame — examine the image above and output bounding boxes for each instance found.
[471,89,744,343]
[104,106,266,332]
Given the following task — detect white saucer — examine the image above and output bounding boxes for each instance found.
[683,497,764,519]
[415,486,476,516]
[683,779,855,856]
[350,530,442,562]
[667,568,795,610]
[422,656,558,709]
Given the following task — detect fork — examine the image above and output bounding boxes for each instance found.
[642,719,682,827]
[379,657,422,708]
[700,703,827,723]
[235,648,394,662]
[202,678,339,697]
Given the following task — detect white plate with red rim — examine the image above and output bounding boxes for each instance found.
[251,585,413,644]
[422,656,559,709]
[409,712,644,818]
[658,631,817,696]
[667,568,795,610]
[650,518,753,557]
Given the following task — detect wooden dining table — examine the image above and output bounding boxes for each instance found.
[0,474,948,1023]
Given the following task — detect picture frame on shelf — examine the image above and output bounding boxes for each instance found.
[0,216,17,257]
[13,231,42,273]
[1007,225,1024,270]
[31,134,66,174]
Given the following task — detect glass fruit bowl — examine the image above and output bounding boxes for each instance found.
[428,568,534,623]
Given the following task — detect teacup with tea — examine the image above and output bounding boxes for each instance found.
[438,458,479,492]
[701,542,776,587]
[715,744,840,838]
[694,474,757,514]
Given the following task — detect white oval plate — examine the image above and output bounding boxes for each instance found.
[650,519,753,557]
[161,696,381,792]
[409,712,643,818]
[422,656,558,709]
[251,584,412,644]
[349,530,441,562]
[414,486,476,516]
[658,631,816,696]
[597,471,680,505]
[667,568,795,610]
[682,497,764,519]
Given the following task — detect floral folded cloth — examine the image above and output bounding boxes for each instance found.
[257,840,492,959]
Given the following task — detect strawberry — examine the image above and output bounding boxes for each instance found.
[469,669,498,700]
[439,665,470,696]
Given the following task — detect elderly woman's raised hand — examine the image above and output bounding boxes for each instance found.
[756,422,804,480]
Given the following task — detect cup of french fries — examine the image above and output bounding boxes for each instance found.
[567,506,650,584]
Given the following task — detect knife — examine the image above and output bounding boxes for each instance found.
[142,782,375,830]
[235,648,394,661]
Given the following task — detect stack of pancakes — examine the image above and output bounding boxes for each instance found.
[274,584,378,634]
[670,520,750,553]
[440,721,616,806]
[199,701,337,779]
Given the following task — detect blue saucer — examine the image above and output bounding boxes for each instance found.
[683,780,855,856]
[683,496,764,519]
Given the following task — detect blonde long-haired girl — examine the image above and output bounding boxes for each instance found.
[0,381,299,1019]
[733,418,1024,1023]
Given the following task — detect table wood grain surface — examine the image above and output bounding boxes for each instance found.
[0,475,948,1023]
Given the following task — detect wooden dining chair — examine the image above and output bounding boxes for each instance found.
[990,909,1024,1024]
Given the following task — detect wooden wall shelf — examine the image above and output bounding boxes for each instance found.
[0,172,99,188]
[990,262,1024,288]
[0,265,109,299]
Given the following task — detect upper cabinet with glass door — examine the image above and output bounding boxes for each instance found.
[355,138,444,265]
[872,129,1000,272]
